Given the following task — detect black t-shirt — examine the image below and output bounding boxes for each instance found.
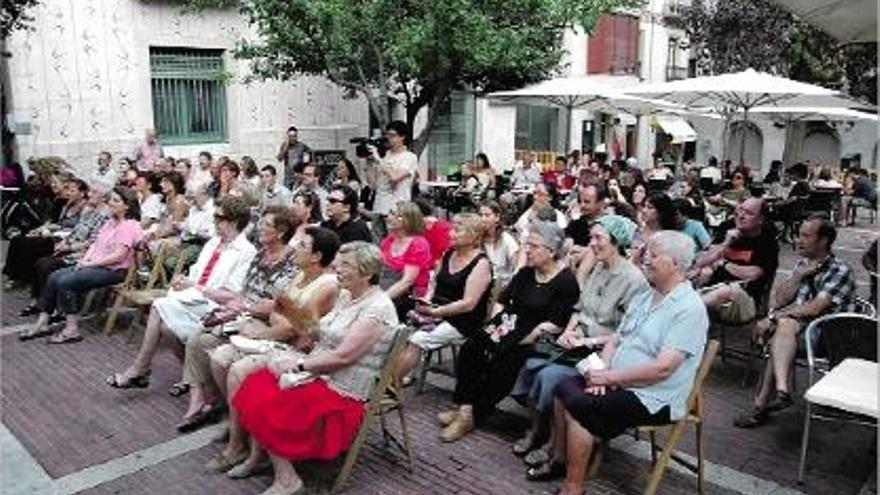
[565,216,593,247]
[320,216,372,244]
[496,266,579,345]
[788,181,811,199]
[708,227,779,300]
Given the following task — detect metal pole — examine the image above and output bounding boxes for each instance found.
[739,107,749,167]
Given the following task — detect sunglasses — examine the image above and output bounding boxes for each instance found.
[214,213,231,221]
[327,197,346,204]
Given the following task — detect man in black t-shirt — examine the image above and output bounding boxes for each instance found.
[320,185,372,244]
[689,198,779,323]
[565,182,608,271]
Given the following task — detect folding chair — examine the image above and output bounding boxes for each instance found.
[333,325,415,493]
[416,343,459,394]
[588,341,719,494]
[103,241,183,338]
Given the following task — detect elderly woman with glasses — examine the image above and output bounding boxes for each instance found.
[227,242,399,494]
[439,220,580,443]
[511,215,648,466]
[106,196,257,388]
[379,200,433,318]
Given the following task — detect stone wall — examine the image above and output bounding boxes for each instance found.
[5,0,368,179]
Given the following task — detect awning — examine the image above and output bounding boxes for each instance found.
[654,116,697,143]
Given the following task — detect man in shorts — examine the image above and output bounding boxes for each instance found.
[691,197,779,323]
[734,214,855,428]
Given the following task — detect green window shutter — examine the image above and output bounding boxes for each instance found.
[149,48,227,145]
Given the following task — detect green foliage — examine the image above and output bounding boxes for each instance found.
[685,0,877,105]
[186,0,637,155]
[1,0,40,38]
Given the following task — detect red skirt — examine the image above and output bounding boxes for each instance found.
[232,368,366,461]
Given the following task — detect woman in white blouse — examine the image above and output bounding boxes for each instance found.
[106,196,257,388]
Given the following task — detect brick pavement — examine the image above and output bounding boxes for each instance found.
[1,224,877,495]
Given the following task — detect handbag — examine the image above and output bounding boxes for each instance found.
[531,331,594,365]
[200,307,240,328]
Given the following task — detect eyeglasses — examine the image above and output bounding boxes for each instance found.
[733,175,745,180]
[327,197,345,204]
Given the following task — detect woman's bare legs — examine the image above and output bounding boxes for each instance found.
[263,453,303,495]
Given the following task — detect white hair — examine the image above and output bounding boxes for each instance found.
[649,231,696,274]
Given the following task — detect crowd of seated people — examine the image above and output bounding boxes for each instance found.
[5,124,876,495]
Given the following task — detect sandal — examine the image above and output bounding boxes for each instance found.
[512,435,534,456]
[176,402,227,433]
[205,449,249,473]
[526,460,566,482]
[168,382,190,397]
[733,407,769,429]
[18,326,55,341]
[46,333,83,345]
[18,305,40,317]
[106,372,151,389]
[524,448,550,467]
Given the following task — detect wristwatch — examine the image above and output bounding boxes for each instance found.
[296,357,306,373]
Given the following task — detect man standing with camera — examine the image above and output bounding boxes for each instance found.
[276,125,312,189]
[367,120,419,236]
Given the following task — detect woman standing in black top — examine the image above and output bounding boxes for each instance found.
[440,220,580,443]
[394,213,493,384]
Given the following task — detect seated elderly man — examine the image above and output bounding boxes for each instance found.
[735,215,855,428]
[528,231,707,495]
[690,198,779,323]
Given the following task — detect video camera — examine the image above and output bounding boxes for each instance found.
[350,136,390,159]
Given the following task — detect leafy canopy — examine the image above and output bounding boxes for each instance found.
[1,0,40,39]
[186,0,636,154]
[685,0,876,105]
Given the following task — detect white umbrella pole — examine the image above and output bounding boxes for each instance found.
[739,107,750,167]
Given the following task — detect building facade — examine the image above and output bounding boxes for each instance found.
[4,0,369,179]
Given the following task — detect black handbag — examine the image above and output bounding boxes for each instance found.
[531,332,594,365]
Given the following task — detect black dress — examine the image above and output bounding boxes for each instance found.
[453,265,579,424]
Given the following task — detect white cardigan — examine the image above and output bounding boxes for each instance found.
[187,232,257,293]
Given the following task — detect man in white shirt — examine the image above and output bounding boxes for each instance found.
[512,151,543,189]
[368,120,419,225]
[258,165,292,210]
[93,151,118,190]
[187,151,215,194]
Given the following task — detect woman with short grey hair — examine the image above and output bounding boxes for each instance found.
[439,219,580,443]
[649,230,696,275]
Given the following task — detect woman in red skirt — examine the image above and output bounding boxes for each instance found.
[230,241,400,495]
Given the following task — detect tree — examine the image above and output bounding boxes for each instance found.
[187,0,634,156]
[1,0,39,39]
[684,0,876,105]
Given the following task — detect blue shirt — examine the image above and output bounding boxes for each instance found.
[610,281,708,420]
[680,218,711,252]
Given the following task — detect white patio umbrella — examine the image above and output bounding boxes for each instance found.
[625,69,863,164]
[748,106,878,164]
[768,0,877,43]
[488,76,682,152]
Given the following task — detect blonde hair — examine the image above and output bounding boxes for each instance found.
[338,241,384,281]
[452,212,485,244]
[394,201,425,235]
